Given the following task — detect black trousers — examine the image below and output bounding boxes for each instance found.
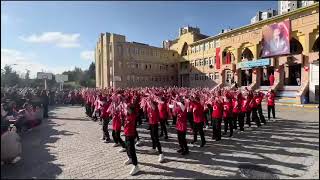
[193,122,206,144]
[135,117,140,141]
[150,124,162,154]
[172,115,177,125]
[177,130,188,152]
[257,104,266,124]
[251,108,261,127]
[43,104,49,118]
[159,119,168,137]
[233,113,238,130]
[125,136,138,166]
[102,117,110,139]
[267,105,275,120]
[245,111,251,127]
[187,112,194,130]
[238,112,245,131]
[212,118,222,140]
[223,117,233,136]
[112,130,126,148]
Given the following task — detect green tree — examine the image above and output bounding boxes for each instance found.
[1,65,20,87]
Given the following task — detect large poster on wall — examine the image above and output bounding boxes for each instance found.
[261,19,291,57]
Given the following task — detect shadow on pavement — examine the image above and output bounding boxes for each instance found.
[1,106,76,179]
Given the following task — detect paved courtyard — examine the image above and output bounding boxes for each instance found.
[1,105,319,179]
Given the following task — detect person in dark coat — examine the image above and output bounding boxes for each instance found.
[41,90,49,118]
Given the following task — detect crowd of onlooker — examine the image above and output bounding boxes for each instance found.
[1,87,83,165]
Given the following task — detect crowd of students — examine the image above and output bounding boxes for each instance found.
[1,87,84,165]
[80,86,276,175]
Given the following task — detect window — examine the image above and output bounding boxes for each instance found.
[199,59,203,66]
[196,45,199,52]
[205,43,209,51]
[209,73,213,80]
[195,60,198,66]
[145,65,148,69]
[195,74,199,80]
[135,48,139,55]
[136,64,139,68]
[205,58,209,66]
[192,47,195,53]
[149,64,152,69]
[210,41,215,49]
[213,56,216,64]
[214,72,219,80]
[216,41,220,47]
[209,57,213,65]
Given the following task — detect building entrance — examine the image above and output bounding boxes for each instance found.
[225,69,234,86]
[241,69,252,86]
[285,64,301,86]
[260,67,275,86]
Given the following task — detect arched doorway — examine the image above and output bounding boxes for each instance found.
[181,43,189,56]
[285,38,303,86]
[240,48,253,86]
[312,37,319,52]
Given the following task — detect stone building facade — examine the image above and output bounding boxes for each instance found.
[95,3,319,103]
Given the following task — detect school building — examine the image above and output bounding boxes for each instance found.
[95,2,319,104]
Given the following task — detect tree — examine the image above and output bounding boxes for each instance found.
[88,62,95,79]
[25,69,30,80]
[1,65,20,87]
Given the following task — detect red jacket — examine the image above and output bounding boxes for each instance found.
[232,98,240,114]
[147,106,159,125]
[267,92,275,106]
[249,98,258,109]
[223,101,232,118]
[112,111,122,131]
[192,102,205,123]
[241,99,249,113]
[212,101,223,119]
[174,104,187,132]
[124,112,137,137]
[100,101,111,119]
[158,102,168,120]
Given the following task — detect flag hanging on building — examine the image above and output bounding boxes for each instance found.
[216,47,221,69]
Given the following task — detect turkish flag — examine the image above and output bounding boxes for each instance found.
[216,47,221,69]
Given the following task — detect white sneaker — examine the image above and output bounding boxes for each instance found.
[130,165,139,176]
[124,158,132,165]
[158,154,165,163]
[118,148,126,153]
[135,140,141,146]
[112,143,119,147]
[205,125,209,129]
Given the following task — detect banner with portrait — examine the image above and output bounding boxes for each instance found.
[261,19,291,57]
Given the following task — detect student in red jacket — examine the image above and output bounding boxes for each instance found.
[249,95,261,127]
[266,89,276,121]
[147,100,165,163]
[256,91,266,124]
[191,97,206,147]
[123,102,140,176]
[222,96,233,137]
[238,93,248,132]
[212,97,223,141]
[174,97,189,155]
[158,97,168,139]
[100,98,111,142]
[108,101,126,152]
[232,93,241,130]
[245,93,252,128]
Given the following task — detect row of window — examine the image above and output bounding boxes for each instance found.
[190,40,220,54]
[191,57,216,67]
[191,73,220,81]
[126,63,176,70]
[127,75,176,82]
[114,45,175,58]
